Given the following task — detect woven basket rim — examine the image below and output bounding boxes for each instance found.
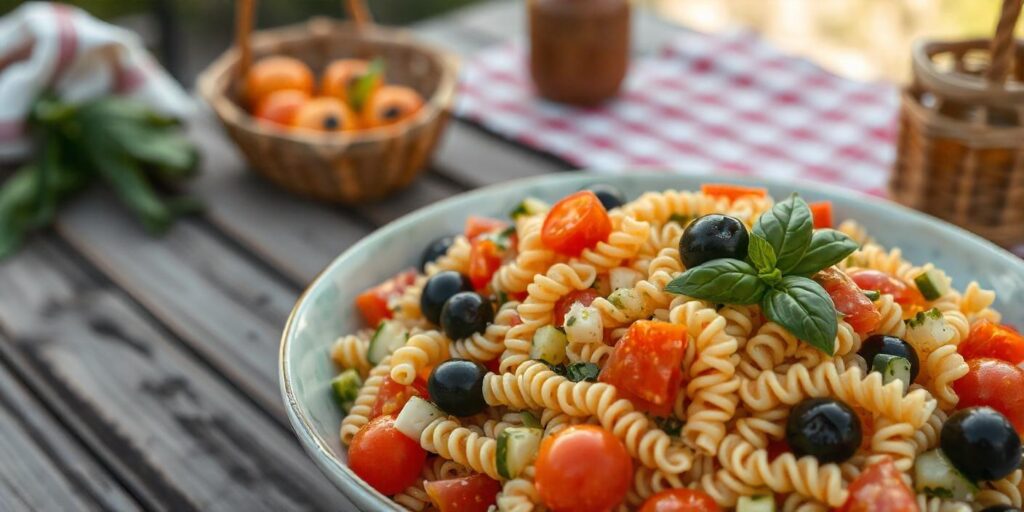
[913,37,1024,105]
[195,17,460,148]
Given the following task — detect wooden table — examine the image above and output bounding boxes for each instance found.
[0,2,682,510]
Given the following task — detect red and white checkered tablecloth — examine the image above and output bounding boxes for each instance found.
[455,30,900,196]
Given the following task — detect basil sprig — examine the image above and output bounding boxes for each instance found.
[665,194,858,354]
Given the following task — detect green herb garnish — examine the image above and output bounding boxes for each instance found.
[348,58,384,113]
[653,416,683,436]
[864,290,881,301]
[542,360,600,382]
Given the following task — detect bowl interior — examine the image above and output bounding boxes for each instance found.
[281,172,1024,510]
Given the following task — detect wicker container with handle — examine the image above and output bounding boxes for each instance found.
[890,0,1024,247]
[196,0,458,203]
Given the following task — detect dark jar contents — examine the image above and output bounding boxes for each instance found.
[528,0,630,106]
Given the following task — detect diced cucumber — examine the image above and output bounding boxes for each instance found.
[496,427,543,479]
[871,354,912,392]
[736,494,776,512]
[331,369,363,412]
[509,197,549,219]
[520,411,542,429]
[394,396,445,441]
[367,320,408,365]
[609,267,643,291]
[863,290,881,301]
[564,303,603,345]
[914,269,949,301]
[905,308,955,352]
[531,325,568,365]
[914,448,978,501]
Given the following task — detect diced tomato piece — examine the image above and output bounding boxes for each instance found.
[836,458,918,512]
[535,425,632,512]
[465,216,506,240]
[425,474,501,512]
[700,183,768,202]
[349,415,427,495]
[814,267,881,334]
[541,191,612,256]
[639,488,720,512]
[766,438,790,461]
[848,269,924,307]
[809,201,834,229]
[354,269,417,327]
[370,377,426,418]
[468,238,504,290]
[600,320,688,409]
[952,358,1024,435]
[483,357,501,375]
[553,289,600,327]
[959,320,1024,366]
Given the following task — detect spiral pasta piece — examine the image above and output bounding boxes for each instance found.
[451,301,520,363]
[492,216,561,294]
[960,281,1001,324]
[340,356,392,445]
[871,293,907,338]
[915,495,971,512]
[976,469,1023,508]
[496,465,542,512]
[425,235,471,276]
[391,330,449,385]
[578,212,651,272]
[923,344,968,411]
[837,219,871,246]
[420,417,500,480]
[622,190,728,226]
[330,331,372,377]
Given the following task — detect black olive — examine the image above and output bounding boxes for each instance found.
[981,506,1022,512]
[581,184,627,210]
[428,359,487,416]
[420,235,455,272]
[941,406,1022,482]
[440,292,493,340]
[786,398,861,464]
[420,271,473,325]
[858,334,921,382]
[678,214,749,268]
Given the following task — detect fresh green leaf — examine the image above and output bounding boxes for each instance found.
[864,290,881,301]
[785,229,858,276]
[348,58,385,113]
[520,411,542,429]
[758,267,782,286]
[665,259,766,305]
[564,362,600,382]
[753,193,813,274]
[747,233,777,273]
[762,275,838,355]
[653,416,683,436]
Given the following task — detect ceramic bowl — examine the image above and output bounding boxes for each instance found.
[280,172,1024,511]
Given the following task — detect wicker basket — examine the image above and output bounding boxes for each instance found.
[196,0,458,203]
[890,0,1024,247]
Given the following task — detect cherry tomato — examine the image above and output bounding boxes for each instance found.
[348,415,427,495]
[814,267,880,334]
[362,85,425,128]
[535,425,632,512]
[253,89,309,126]
[320,59,379,103]
[292,97,358,132]
[808,201,833,229]
[951,358,1024,435]
[848,269,924,307]
[836,458,917,512]
[465,216,507,240]
[699,183,767,202]
[245,56,314,107]
[370,376,428,419]
[959,320,1024,365]
[553,289,600,327]
[639,489,720,512]
[600,321,688,413]
[468,238,504,290]
[424,474,501,512]
[542,191,613,256]
[355,269,418,327]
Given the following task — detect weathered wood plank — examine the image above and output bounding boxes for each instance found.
[0,351,141,512]
[358,172,465,226]
[0,239,351,512]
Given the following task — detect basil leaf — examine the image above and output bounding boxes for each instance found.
[747,233,777,273]
[653,416,683,436]
[786,229,859,276]
[565,362,600,382]
[348,58,385,113]
[665,259,766,305]
[762,275,837,355]
[753,194,813,274]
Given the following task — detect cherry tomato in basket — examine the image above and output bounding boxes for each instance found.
[354,269,417,327]
[245,56,314,107]
[553,289,600,328]
[959,320,1024,366]
[348,414,427,495]
[362,85,425,128]
[253,89,309,127]
[424,474,501,512]
[639,489,720,512]
[600,320,688,412]
[320,59,380,104]
[836,458,917,512]
[292,97,358,132]
[535,425,632,512]
[951,358,1024,435]
[813,267,880,334]
[542,191,612,256]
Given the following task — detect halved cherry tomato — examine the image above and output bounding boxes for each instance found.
[424,474,501,512]
[535,425,632,512]
[465,216,506,240]
[951,358,1024,435]
[959,320,1024,365]
[848,269,924,308]
[370,376,428,418]
[354,269,418,327]
[813,267,880,334]
[541,191,612,256]
[700,183,768,202]
[468,238,504,290]
[809,201,834,229]
[836,458,917,512]
[349,415,427,495]
[639,489,720,512]
[600,320,688,411]
[553,289,600,327]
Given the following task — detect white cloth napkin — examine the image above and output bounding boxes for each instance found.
[0,1,194,160]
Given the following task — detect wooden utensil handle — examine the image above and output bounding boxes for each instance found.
[987,0,1023,84]
[344,0,373,29]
